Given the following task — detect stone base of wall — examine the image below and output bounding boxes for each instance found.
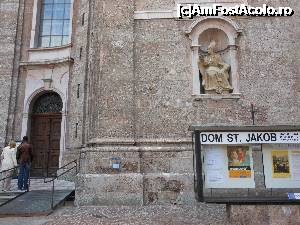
[75,173,196,206]
[227,205,300,225]
[73,143,196,206]
[143,173,195,205]
[75,173,144,206]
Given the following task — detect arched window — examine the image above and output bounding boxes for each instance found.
[38,0,72,47]
[32,92,63,114]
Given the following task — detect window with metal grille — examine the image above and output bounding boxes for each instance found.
[38,0,72,48]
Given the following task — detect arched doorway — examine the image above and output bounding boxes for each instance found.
[30,92,63,177]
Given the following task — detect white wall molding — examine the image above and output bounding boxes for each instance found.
[134,0,248,20]
[134,10,176,20]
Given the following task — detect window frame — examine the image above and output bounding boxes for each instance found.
[30,0,73,49]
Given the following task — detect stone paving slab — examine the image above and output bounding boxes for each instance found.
[0,190,74,217]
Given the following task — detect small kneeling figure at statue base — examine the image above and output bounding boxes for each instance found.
[198,40,233,94]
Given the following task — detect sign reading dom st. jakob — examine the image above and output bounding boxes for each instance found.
[200,132,300,145]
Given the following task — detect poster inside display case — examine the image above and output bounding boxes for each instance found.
[204,145,255,189]
[227,146,251,178]
[263,144,300,188]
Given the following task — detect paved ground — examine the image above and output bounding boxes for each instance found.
[0,180,228,224]
[0,202,228,225]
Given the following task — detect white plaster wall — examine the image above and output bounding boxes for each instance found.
[28,46,71,62]
[21,64,70,168]
[134,0,248,19]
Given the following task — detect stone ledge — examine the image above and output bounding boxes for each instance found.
[20,57,73,68]
[81,146,192,152]
[88,138,192,146]
[28,44,71,52]
[193,93,241,101]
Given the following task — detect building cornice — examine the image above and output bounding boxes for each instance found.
[20,57,74,69]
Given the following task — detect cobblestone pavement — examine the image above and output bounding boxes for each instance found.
[0,202,228,225]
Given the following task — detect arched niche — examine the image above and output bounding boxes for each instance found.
[186,16,242,97]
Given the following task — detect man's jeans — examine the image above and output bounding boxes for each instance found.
[18,163,30,190]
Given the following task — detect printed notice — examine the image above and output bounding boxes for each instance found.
[207,170,224,184]
[205,150,223,170]
[205,148,224,184]
[291,151,300,180]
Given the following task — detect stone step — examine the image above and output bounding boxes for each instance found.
[0,197,17,205]
[0,191,25,206]
[0,195,18,199]
[0,190,75,217]
[0,200,8,206]
[0,191,24,196]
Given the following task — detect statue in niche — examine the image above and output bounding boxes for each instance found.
[198,40,233,94]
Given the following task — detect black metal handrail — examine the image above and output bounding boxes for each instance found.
[44,159,78,209]
[0,166,31,192]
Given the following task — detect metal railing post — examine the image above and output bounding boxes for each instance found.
[27,168,31,192]
[43,159,79,210]
[75,160,78,174]
[78,151,81,173]
[51,180,54,209]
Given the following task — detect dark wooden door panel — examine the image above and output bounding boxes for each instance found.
[30,113,61,177]
[30,117,50,177]
[48,117,61,176]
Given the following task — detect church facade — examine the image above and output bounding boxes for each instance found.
[1,0,300,214]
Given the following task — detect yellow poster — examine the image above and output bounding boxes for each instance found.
[272,150,290,178]
[227,146,251,178]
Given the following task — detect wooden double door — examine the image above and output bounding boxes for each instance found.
[30,113,61,177]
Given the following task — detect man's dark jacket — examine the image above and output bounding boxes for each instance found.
[16,142,33,164]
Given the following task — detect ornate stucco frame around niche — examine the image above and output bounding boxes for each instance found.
[186,16,243,99]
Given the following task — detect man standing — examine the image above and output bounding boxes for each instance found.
[16,136,33,190]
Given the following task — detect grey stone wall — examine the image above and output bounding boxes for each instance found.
[228,204,300,225]
[70,0,300,206]
[63,0,91,165]
[67,0,89,150]
[134,14,300,140]
[12,0,34,142]
[86,0,135,141]
[0,0,296,219]
[0,0,23,147]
